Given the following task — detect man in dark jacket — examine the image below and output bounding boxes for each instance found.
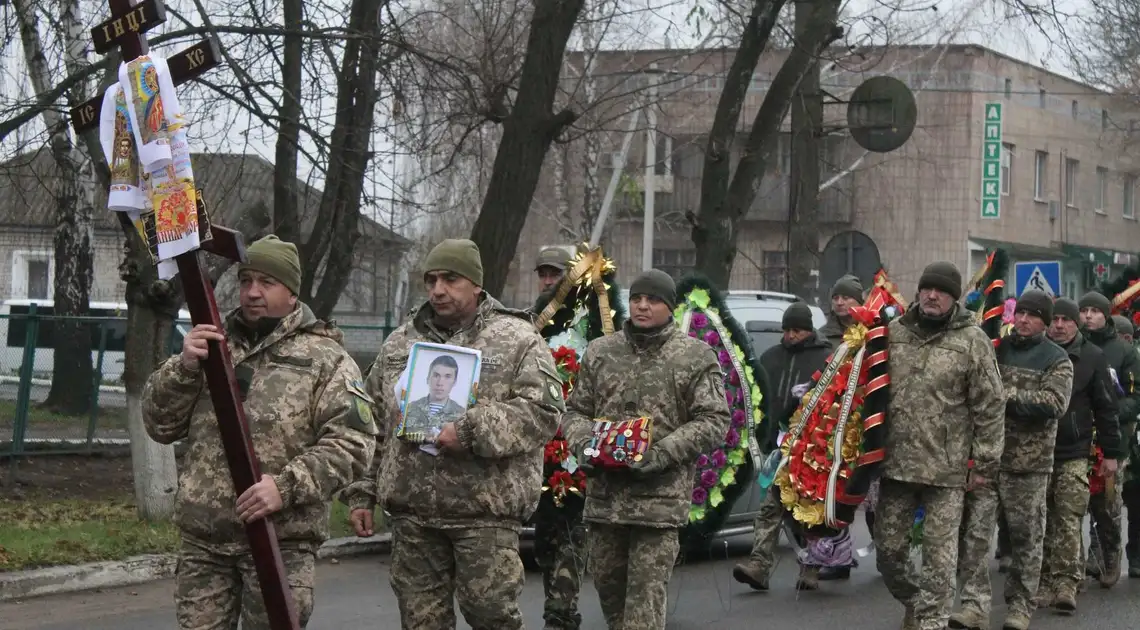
[1038,297,1121,613]
[951,290,1073,630]
[1079,291,1138,586]
[818,274,864,345]
[732,302,833,591]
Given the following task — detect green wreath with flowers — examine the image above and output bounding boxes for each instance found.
[672,276,768,540]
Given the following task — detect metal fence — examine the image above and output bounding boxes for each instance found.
[0,307,393,466]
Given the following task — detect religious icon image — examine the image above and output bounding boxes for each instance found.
[394,342,482,451]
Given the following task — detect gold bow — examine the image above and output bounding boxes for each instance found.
[873,270,908,309]
[536,243,618,336]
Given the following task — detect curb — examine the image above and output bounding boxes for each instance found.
[0,534,390,603]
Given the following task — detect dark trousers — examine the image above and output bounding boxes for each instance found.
[1125,480,1140,561]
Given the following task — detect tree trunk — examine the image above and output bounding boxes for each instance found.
[273,0,305,245]
[692,0,840,288]
[306,0,389,319]
[690,0,786,289]
[786,0,824,301]
[14,0,98,415]
[469,0,586,296]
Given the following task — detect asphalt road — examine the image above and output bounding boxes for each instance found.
[3,526,1139,629]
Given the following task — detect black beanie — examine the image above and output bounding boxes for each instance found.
[1113,314,1134,336]
[782,302,814,331]
[918,261,963,301]
[1053,297,1079,322]
[1015,290,1053,322]
[629,269,677,309]
[1078,291,1112,317]
[831,274,864,303]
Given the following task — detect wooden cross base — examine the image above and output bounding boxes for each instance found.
[74,1,300,628]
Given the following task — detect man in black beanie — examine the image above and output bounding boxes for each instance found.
[1077,290,1138,586]
[562,268,730,629]
[733,302,834,591]
[1112,314,1135,344]
[819,274,865,345]
[877,261,1006,630]
[952,290,1073,630]
[1034,297,1121,613]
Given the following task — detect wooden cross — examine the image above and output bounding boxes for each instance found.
[71,2,300,628]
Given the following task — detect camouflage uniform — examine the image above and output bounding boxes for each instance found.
[993,333,1073,625]
[953,484,1000,628]
[562,322,731,630]
[875,306,1005,630]
[341,297,564,630]
[1083,312,1140,581]
[142,304,377,629]
[1040,330,1119,606]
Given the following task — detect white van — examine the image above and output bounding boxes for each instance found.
[0,299,191,383]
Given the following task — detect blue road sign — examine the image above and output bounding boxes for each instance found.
[1014,260,1061,297]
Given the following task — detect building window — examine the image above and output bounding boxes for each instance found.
[652,247,696,280]
[27,260,49,300]
[1000,143,1013,195]
[654,132,674,177]
[1096,167,1108,212]
[1038,88,1046,108]
[1125,175,1136,219]
[1003,78,1012,98]
[762,250,787,292]
[1064,158,1079,207]
[1034,151,1048,200]
[1071,100,1079,119]
[1103,109,1110,131]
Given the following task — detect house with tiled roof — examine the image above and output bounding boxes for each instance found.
[0,149,411,352]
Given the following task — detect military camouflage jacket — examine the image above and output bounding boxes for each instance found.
[341,296,564,529]
[142,304,377,545]
[996,333,1073,472]
[562,321,731,528]
[882,307,1006,486]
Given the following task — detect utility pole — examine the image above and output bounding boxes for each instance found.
[642,65,658,271]
[786,0,824,302]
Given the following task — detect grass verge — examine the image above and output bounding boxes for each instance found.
[0,498,386,572]
[0,399,128,434]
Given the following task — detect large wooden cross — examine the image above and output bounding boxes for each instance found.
[70,2,299,628]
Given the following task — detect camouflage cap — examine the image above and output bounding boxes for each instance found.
[535,246,571,272]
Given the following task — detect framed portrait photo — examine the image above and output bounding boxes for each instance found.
[394,342,482,447]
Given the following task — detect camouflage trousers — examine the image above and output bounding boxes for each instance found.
[955,484,1000,617]
[1085,472,1123,573]
[996,471,1049,616]
[588,522,680,630]
[389,518,525,630]
[534,508,587,629]
[874,479,964,630]
[746,485,785,573]
[1040,459,1091,593]
[174,535,316,630]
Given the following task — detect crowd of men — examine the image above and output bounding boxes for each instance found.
[141,236,1138,630]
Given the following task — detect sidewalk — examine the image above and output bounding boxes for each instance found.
[0,534,390,602]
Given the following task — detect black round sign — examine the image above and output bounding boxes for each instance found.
[847,76,917,153]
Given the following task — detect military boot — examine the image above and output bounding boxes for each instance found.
[731,561,769,591]
[1099,550,1121,588]
[1032,582,1055,609]
[948,608,988,629]
[1051,583,1077,614]
[795,565,820,590]
[1001,610,1030,630]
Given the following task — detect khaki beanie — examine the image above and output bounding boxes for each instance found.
[1015,289,1053,323]
[1078,291,1112,317]
[629,269,677,309]
[239,235,302,294]
[1053,297,1080,322]
[1112,314,1134,336]
[831,274,865,304]
[424,238,484,286]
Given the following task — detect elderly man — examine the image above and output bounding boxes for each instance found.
[732,302,833,590]
[1079,291,1139,586]
[343,239,563,630]
[1036,297,1120,613]
[564,269,731,630]
[954,290,1073,630]
[876,261,1006,630]
[142,235,377,629]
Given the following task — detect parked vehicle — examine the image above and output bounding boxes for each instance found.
[0,299,190,383]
